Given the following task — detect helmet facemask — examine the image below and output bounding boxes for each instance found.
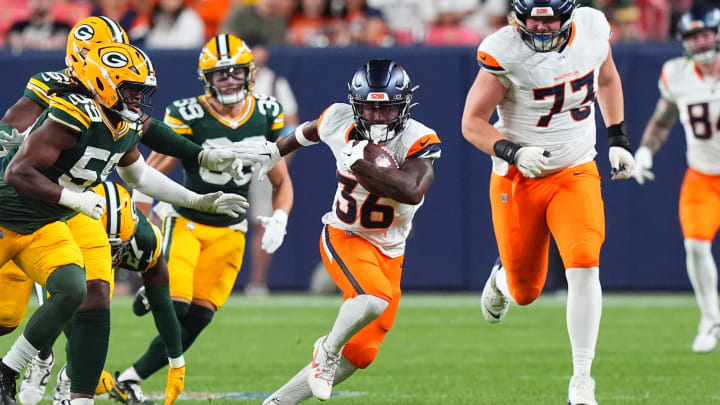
[202,64,253,105]
[113,81,156,123]
[516,12,573,52]
[681,28,719,65]
[349,96,413,144]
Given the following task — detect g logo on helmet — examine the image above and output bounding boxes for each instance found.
[74,24,95,41]
[101,51,129,68]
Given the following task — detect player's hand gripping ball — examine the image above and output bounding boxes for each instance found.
[354,141,399,196]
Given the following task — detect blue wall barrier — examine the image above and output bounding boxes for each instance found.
[0,42,710,291]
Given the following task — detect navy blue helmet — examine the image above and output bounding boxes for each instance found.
[677,8,720,64]
[348,59,417,144]
[513,0,576,52]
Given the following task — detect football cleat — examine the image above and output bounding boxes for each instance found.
[109,373,144,404]
[692,322,720,353]
[481,257,510,323]
[307,336,341,401]
[95,370,116,395]
[19,352,54,405]
[132,286,151,317]
[0,359,19,405]
[261,396,286,405]
[52,365,70,405]
[567,375,597,405]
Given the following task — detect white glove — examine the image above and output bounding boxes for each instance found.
[0,127,25,158]
[198,148,235,171]
[514,147,549,178]
[58,189,106,220]
[633,146,654,185]
[609,146,635,180]
[230,139,281,179]
[257,209,288,254]
[340,140,368,173]
[191,191,249,218]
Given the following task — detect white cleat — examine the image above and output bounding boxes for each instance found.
[53,365,71,405]
[261,395,288,405]
[307,336,341,401]
[481,258,510,323]
[19,352,54,405]
[567,375,597,405]
[692,322,720,353]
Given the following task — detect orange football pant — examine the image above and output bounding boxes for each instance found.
[490,161,605,305]
[319,225,403,369]
[679,167,720,241]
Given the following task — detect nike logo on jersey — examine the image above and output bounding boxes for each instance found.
[573,172,583,176]
[419,137,430,147]
[479,55,487,61]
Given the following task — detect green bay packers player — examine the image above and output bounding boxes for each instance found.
[112,34,293,400]
[0,17,249,405]
[0,43,248,405]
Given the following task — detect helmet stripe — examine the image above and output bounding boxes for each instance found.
[105,181,120,236]
[136,46,154,72]
[98,16,127,43]
[217,34,229,58]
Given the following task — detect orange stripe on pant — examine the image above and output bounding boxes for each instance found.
[319,225,403,369]
[490,161,605,305]
[679,167,720,241]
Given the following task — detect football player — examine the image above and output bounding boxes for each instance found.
[239,58,441,404]
[633,8,720,353]
[0,17,250,405]
[0,43,248,405]
[111,34,293,401]
[461,0,634,403]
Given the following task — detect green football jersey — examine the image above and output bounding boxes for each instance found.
[0,92,142,234]
[163,93,284,227]
[24,69,73,109]
[117,210,162,273]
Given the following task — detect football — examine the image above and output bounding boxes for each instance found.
[363,142,399,169]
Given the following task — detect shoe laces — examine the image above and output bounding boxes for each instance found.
[316,351,341,382]
[24,356,52,386]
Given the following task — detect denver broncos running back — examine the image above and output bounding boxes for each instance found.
[461,0,634,404]
[239,58,440,405]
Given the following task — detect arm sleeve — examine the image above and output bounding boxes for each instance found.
[142,118,201,161]
[145,283,183,358]
[117,154,200,208]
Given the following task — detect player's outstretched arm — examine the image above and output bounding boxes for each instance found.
[117,147,249,217]
[351,158,435,205]
[277,120,320,156]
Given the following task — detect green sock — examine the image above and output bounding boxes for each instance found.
[134,303,213,379]
[38,330,61,361]
[146,284,183,358]
[67,309,110,395]
[23,265,86,349]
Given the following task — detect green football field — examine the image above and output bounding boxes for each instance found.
[2,293,718,404]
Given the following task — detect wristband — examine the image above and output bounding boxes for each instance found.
[607,121,632,152]
[294,123,318,146]
[493,139,521,165]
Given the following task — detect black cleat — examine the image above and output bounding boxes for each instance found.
[132,287,151,317]
[0,359,19,405]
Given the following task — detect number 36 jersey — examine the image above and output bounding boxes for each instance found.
[163,93,284,226]
[317,103,441,258]
[659,57,720,175]
[477,7,611,175]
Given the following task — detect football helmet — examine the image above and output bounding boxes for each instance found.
[198,33,255,105]
[92,181,138,265]
[348,59,417,144]
[677,8,720,65]
[65,16,129,78]
[512,0,575,52]
[81,43,157,123]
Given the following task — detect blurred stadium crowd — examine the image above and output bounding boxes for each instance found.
[1,0,715,52]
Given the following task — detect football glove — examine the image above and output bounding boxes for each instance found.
[609,146,635,180]
[164,365,185,405]
[230,139,281,179]
[340,140,368,173]
[0,125,24,158]
[59,189,106,220]
[633,146,654,185]
[514,146,549,178]
[258,209,288,254]
[191,191,249,218]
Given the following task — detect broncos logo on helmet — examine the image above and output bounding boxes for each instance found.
[65,16,129,78]
[512,0,575,52]
[92,182,138,266]
[348,59,418,144]
[198,33,255,105]
[81,43,157,123]
[677,8,720,65]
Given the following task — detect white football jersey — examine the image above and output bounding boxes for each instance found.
[317,103,441,257]
[477,7,611,176]
[659,57,720,175]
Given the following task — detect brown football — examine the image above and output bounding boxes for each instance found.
[363,142,399,169]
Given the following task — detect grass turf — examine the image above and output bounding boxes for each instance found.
[1,293,717,404]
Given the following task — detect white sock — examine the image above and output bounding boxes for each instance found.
[324,295,389,355]
[117,367,142,382]
[2,334,40,372]
[70,398,93,405]
[566,267,601,377]
[267,355,358,404]
[684,239,720,328]
[494,266,513,301]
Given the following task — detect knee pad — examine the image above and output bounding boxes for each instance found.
[567,241,599,268]
[46,265,87,313]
